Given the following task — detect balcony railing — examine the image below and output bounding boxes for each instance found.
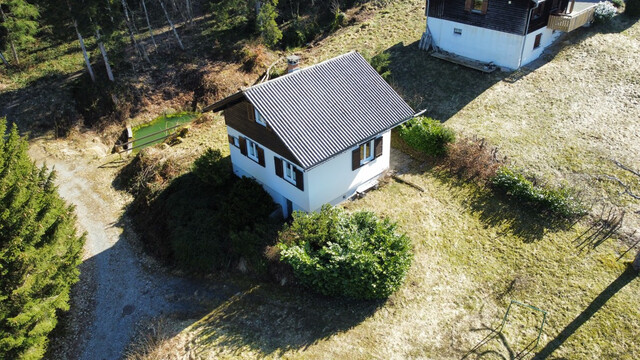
[547,5,596,32]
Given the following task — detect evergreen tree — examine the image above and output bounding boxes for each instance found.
[257,0,281,48]
[0,118,85,360]
[0,0,39,65]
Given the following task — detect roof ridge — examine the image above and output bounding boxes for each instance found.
[246,50,359,92]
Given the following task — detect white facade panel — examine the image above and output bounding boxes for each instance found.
[227,126,308,216]
[428,18,563,70]
[520,27,562,67]
[306,131,391,212]
[429,18,524,69]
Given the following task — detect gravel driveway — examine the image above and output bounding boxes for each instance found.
[29,139,220,360]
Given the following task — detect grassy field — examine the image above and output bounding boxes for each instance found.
[124,2,640,359]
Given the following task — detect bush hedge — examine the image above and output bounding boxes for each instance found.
[398,117,455,157]
[277,205,413,300]
[134,150,278,273]
[490,167,585,218]
[0,120,84,359]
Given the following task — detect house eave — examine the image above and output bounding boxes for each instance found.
[202,91,246,113]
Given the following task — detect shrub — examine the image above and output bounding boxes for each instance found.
[192,148,231,187]
[594,1,617,22]
[277,205,413,299]
[368,52,392,81]
[444,136,506,183]
[0,120,84,359]
[398,117,456,157]
[626,0,640,16]
[490,167,585,218]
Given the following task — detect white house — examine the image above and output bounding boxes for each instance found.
[421,0,599,70]
[206,51,415,217]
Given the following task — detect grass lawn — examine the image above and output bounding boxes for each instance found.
[135,2,640,359]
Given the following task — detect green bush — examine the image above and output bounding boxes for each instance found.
[192,148,231,187]
[368,52,392,81]
[0,120,84,359]
[490,167,585,218]
[278,205,413,300]
[627,0,640,16]
[143,170,277,273]
[398,117,456,157]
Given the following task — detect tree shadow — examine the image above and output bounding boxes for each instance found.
[191,284,384,356]
[532,266,639,359]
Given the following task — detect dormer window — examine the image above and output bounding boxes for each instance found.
[255,109,266,126]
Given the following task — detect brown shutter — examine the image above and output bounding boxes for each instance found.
[228,135,234,145]
[374,137,383,158]
[464,0,472,12]
[257,146,265,167]
[352,148,361,171]
[247,103,255,122]
[274,157,283,178]
[481,0,489,14]
[294,168,304,191]
[239,137,247,156]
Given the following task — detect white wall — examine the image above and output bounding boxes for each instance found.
[306,131,391,212]
[520,27,562,67]
[227,126,308,216]
[428,18,563,70]
[228,127,392,216]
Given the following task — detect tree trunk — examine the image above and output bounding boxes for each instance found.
[0,51,9,67]
[185,0,193,24]
[74,20,96,82]
[121,0,151,64]
[170,0,187,23]
[95,29,115,81]
[141,0,157,49]
[159,0,184,50]
[9,41,19,65]
[634,250,640,272]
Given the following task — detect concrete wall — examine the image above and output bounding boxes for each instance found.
[306,131,391,212]
[428,18,561,69]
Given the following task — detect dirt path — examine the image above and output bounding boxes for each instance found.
[29,136,218,360]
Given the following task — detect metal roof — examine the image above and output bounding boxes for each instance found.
[212,51,415,169]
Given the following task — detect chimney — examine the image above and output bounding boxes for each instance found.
[286,55,301,73]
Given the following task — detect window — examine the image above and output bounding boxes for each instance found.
[466,0,488,14]
[533,2,546,19]
[352,137,383,171]
[255,109,266,126]
[274,156,304,191]
[247,139,260,162]
[360,140,375,165]
[228,135,240,148]
[283,160,296,184]
[533,33,542,49]
[454,28,462,35]
[472,0,484,12]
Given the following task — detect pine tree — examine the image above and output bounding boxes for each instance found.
[0,0,40,65]
[0,119,84,360]
[257,0,281,48]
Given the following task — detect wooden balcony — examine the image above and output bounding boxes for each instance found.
[547,3,597,32]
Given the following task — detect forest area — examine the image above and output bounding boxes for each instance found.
[0,0,383,136]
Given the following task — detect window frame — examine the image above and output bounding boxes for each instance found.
[255,109,267,126]
[230,135,240,148]
[359,139,375,165]
[247,139,260,162]
[283,160,296,185]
